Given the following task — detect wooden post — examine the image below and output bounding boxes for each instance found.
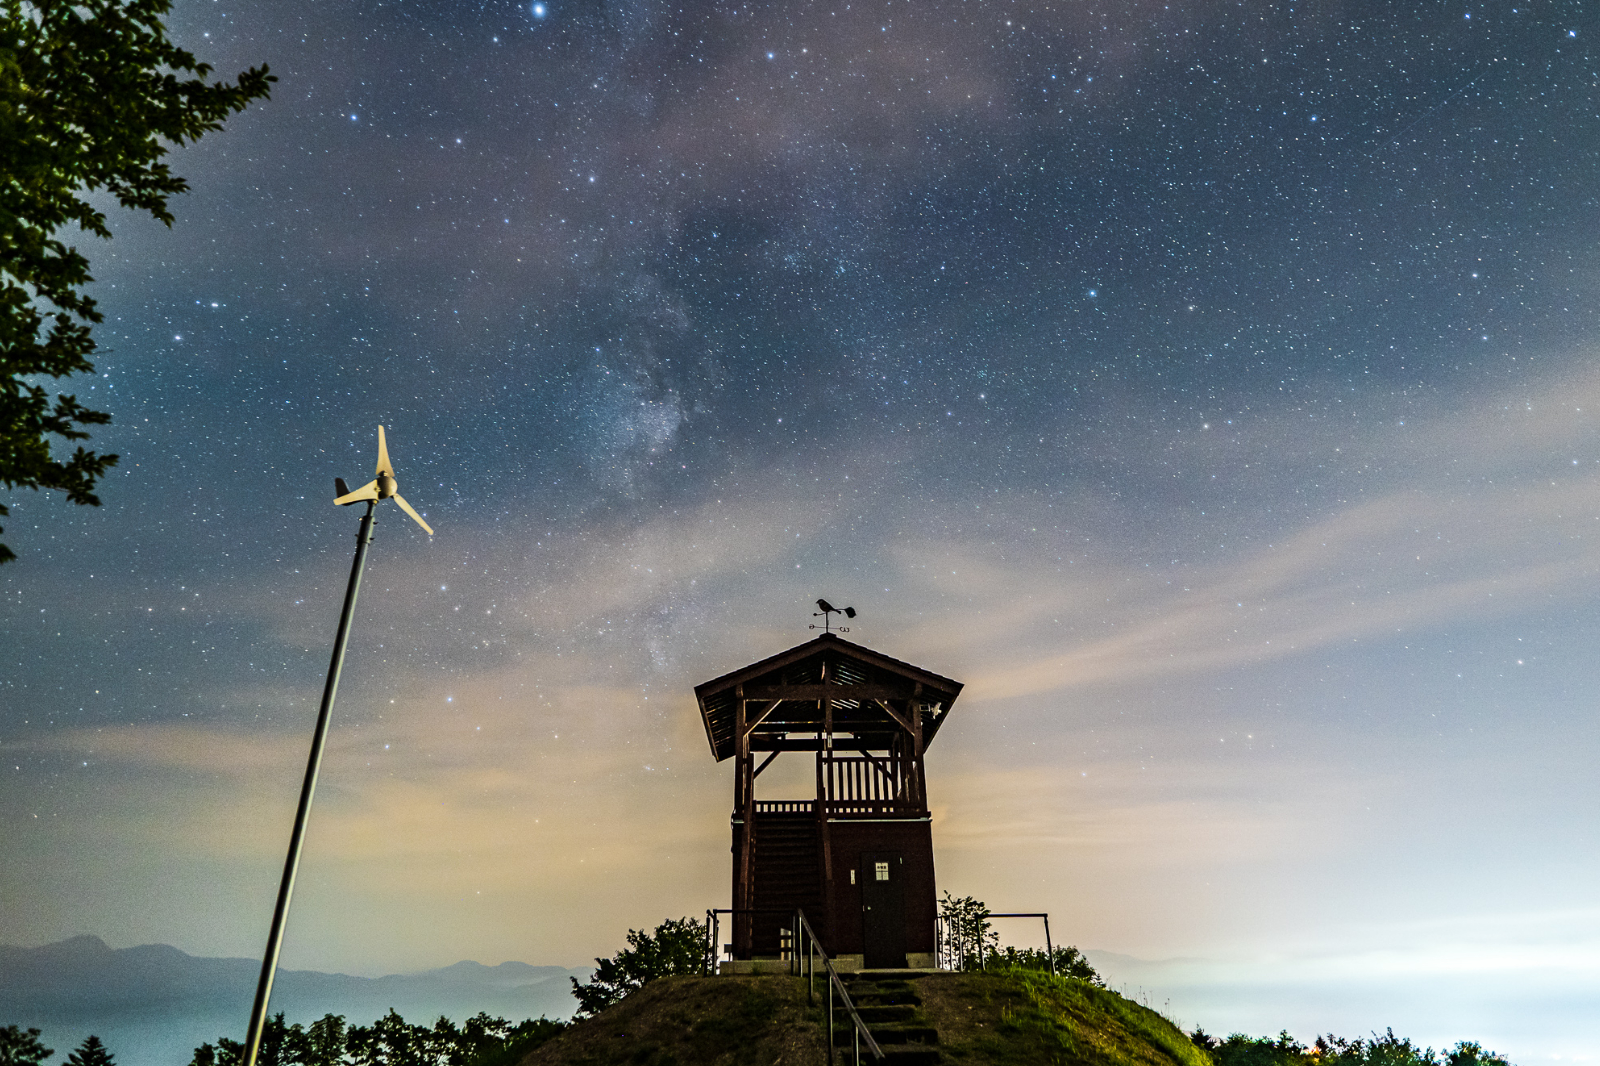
[815,726,826,905]
[820,660,835,941]
[736,684,754,958]
[912,686,927,810]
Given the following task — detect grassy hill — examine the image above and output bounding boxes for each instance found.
[516,970,1208,1066]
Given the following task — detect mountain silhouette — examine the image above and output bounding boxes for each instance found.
[0,937,587,1066]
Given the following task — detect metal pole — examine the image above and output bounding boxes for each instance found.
[242,501,376,1066]
[1043,915,1054,977]
[828,976,835,1065]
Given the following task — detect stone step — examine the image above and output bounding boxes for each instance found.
[850,988,921,1005]
[831,1037,940,1066]
[864,1025,939,1046]
[853,1003,916,1024]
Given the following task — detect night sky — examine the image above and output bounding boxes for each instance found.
[4,0,1600,1057]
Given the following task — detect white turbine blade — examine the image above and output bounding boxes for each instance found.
[392,494,433,536]
[335,480,380,506]
[375,425,393,478]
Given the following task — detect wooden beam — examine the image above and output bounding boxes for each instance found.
[751,737,884,752]
[859,748,893,783]
[912,700,926,809]
[752,749,780,779]
[742,699,783,736]
[742,684,910,701]
[872,698,917,735]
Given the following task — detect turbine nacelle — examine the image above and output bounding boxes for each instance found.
[333,425,433,535]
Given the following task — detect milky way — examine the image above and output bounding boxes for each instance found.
[4,1,1598,1058]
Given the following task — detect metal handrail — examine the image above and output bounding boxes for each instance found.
[935,911,1055,975]
[704,907,799,974]
[794,909,884,1064]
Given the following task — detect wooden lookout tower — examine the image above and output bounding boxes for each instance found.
[695,631,963,969]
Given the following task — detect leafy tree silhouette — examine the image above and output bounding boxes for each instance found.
[0,1025,52,1066]
[0,0,273,564]
[188,1009,565,1066]
[570,916,708,1018]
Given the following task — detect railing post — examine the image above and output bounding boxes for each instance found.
[828,973,835,1064]
[1043,914,1054,977]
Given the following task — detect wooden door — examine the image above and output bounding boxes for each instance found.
[860,852,906,968]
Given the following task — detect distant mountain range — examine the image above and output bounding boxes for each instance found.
[0,937,589,1066]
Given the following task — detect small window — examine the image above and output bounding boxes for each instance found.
[850,869,856,885]
[875,861,890,881]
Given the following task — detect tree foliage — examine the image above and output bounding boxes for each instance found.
[64,1036,114,1066]
[937,891,1102,983]
[1192,1028,1513,1066]
[569,915,708,1018]
[988,943,1104,984]
[937,891,998,971]
[0,1026,52,1066]
[188,1011,565,1066]
[0,0,272,563]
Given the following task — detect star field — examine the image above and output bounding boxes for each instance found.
[3,0,1600,1059]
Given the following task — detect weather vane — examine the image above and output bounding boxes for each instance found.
[811,598,856,634]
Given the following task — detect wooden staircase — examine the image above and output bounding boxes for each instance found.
[750,814,823,950]
[838,971,941,1064]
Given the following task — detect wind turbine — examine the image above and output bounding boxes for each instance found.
[332,425,433,534]
[242,426,434,1066]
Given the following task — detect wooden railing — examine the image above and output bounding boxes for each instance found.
[826,756,904,803]
[745,798,925,819]
[825,799,919,817]
[754,799,814,814]
[742,797,921,813]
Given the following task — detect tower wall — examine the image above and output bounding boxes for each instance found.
[824,818,937,962]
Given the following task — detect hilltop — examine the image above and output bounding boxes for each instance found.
[517,970,1207,1065]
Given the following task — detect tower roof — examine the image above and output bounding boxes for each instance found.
[694,632,963,762]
